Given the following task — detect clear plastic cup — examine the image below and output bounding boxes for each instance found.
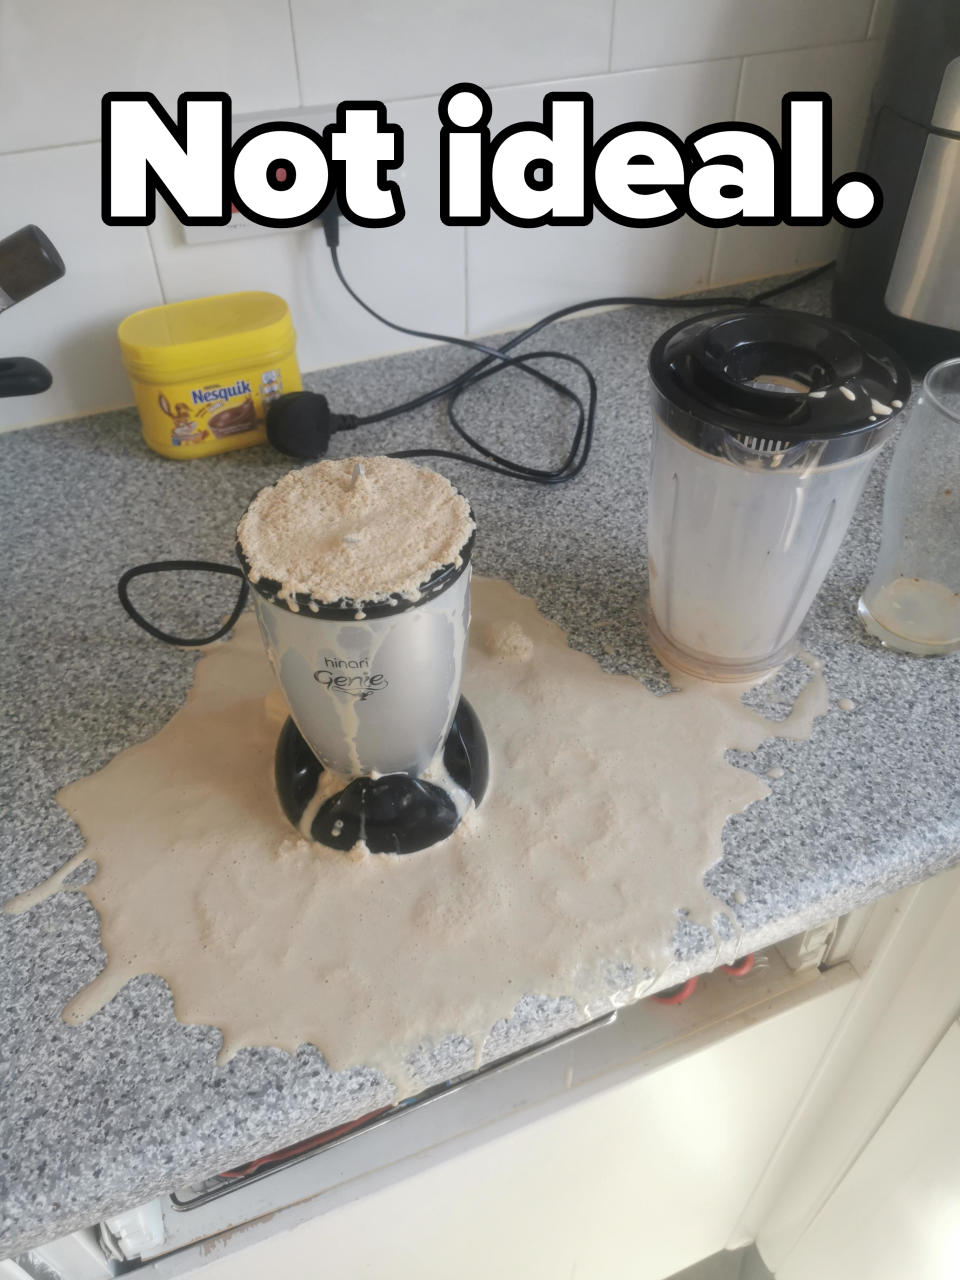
[858,357,960,656]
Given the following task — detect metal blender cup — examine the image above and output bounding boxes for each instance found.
[236,482,488,855]
[646,310,912,681]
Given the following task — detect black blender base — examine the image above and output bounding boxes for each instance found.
[275,698,489,855]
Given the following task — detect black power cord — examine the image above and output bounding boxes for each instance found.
[264,202,834,484]
[118,560,249,647]
[121,224,833,647]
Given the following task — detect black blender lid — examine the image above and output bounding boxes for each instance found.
[649,308,912,445]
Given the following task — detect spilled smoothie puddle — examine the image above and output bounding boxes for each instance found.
[5,578,827,1084]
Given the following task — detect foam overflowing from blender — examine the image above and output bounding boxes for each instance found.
[237,456,474,608]
[4,579,829,1087]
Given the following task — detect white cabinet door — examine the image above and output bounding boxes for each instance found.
[178,978,853,1280]
[778,1021,960,1280]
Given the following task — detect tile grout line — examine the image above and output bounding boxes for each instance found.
[286,0,306,106]
[732,52,748,120]
[0,37,882,162]
[708,55,747,287]
[0,138,101,159]
[144,229,168,305]
[866,0,881,41]
[706,229,724,291]
[607,0,618,72]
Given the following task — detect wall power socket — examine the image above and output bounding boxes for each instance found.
[180,104,335,246]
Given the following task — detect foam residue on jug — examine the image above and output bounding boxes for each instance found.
[237,456,474,608]
[5,579,830,1088]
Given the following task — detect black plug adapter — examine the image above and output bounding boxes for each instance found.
[266,391,359,458]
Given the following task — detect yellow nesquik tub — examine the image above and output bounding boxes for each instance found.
[118,291,301,459]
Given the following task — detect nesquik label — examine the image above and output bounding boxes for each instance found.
[159,373,272,447]
[190,378,252,406]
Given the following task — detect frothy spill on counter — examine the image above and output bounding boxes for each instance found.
[5,579,828,1086]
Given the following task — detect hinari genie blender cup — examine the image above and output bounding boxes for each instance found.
[646,309,912,681]
[236,471,489,855]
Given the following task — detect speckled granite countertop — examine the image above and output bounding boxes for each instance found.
[2,278,959,1257]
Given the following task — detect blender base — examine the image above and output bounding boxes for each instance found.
[646,609,794,684]
[274,698,489,855]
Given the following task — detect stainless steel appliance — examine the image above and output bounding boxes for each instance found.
[832,0,960,366]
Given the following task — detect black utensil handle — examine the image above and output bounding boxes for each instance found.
[0,356,52,397]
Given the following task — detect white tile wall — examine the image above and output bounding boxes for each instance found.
[709,41,884,285]
[0,144,163,430]
[0,0,891,430]
[290,0,615,103]
[147,97,464,373]
[611,0,874,71]
[0,0,299,153]
[465,60,741,335]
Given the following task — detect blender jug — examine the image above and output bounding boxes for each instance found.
[235,461,489,856]
[647,310,911,681]
[239,541,475,778]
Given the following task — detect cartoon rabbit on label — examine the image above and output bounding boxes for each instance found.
[158,392,208,446]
